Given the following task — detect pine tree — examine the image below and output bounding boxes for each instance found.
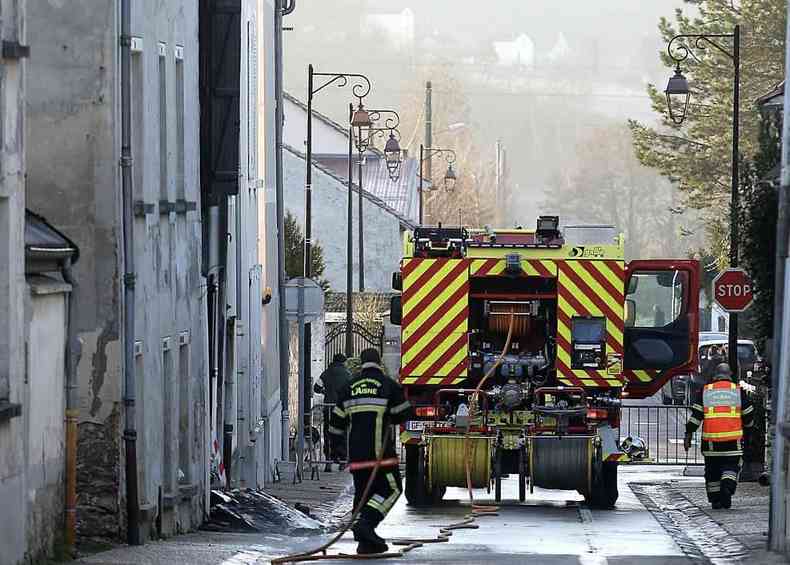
[628,0,786,265]
[284,211,330,291]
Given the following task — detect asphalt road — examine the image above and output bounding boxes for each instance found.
[80,466,715,564]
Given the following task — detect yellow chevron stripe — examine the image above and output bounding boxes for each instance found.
[523,261,541,276]
[403,258,434,287]
[402,377,418,384]
[451,378,466,385]
[403,260,463,315]
[566,261,624,316]
[559,271,624,344]
[540,260,558,276]
[589,260,625,293]
[402,271,467,337]
[412,331,468,375]
[489,261,506,275]
[630,370,653,382]
[402,298,467,364]
[470,259,490,276]
[557,320,572,344]
[427,377,444,385]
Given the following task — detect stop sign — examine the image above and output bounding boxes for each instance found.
[713,268,754,313]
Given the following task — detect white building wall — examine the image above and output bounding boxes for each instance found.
[257,0,283,476]
[283,148,404,293]
[26,0,208,543]
[283,96,349,155]
[0,1,28,562]
[24,279,69,561]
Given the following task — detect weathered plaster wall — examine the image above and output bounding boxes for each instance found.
[25,0,122,541]
[283,147,404,293]
[26,0,208,543]
[0,1,29,562]
[24,279,69,561]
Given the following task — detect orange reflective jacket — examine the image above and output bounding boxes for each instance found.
[701,380,743,442]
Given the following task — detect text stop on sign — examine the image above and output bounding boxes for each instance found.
[712,268,754,313]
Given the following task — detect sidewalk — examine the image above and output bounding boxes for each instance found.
[671,478,785,563]
[265,461,354,526]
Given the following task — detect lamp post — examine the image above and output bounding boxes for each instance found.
[664,27,740,375]
[418,144,458,225]
[303,64,370,479]
[351,109,402,291]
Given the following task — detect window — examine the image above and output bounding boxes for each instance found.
[132,51,144,200]
[158,44,168,201]
[625,270,687,328]
[175,51,185,200]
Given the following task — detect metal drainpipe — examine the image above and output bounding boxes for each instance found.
[274,0,294,461]
[61,258,80,551]
[120,0,141,545]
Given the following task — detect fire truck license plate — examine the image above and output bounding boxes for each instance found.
[407,421,426,431]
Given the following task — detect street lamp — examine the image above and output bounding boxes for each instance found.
[665,26,740,374]
[418,144,457,224]
[664,65,690,125]
[303,64,371,480]
[353,108,402,291]
[384,133,403,181]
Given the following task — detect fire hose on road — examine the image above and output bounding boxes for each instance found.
[270,311,515,563]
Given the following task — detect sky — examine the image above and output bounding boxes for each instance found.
[283,0,690,224]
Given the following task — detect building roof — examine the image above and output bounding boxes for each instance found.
[756,81,784,108]
[284,91,421,222]
[25,209,79,268]
[284,144,416,230]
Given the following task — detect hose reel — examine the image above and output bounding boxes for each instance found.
[529,436,594,494]
[428,435,492,489]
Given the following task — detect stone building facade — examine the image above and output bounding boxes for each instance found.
[26,0,208,543]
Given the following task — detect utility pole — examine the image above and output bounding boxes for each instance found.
[495,140,502,224]
[425,80,432,202]
[769,4,790,551]
[346,104,354,357]
[358,154,364,291]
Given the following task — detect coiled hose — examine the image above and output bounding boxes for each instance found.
[270,311,515,563]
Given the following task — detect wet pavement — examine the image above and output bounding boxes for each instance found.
[77,464,782,564]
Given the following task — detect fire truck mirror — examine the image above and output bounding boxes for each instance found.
[625,299,636,327]
[627,275,639,295]
[389,295,402,326]
[392,272,403,291]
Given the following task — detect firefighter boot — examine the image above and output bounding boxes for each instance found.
[353,520,388,554]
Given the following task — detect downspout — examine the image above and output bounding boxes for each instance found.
[61,258,80,552]
[120,0,141,545]
[275,0,294,461]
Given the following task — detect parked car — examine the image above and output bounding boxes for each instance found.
[661,336,762,405]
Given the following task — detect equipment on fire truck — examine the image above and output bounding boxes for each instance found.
[393,216,701,510]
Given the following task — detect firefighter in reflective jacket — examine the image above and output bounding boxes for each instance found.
[328,348,412,555]
[684,363,754,509]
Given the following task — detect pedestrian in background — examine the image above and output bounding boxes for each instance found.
[315,353,351,471]
[684,363,754,509]
[328,348,412,555]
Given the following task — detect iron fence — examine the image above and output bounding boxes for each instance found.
[620,404,705,465]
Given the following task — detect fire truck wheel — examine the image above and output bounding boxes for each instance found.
[586,462,619,509]
[404,444,431,507]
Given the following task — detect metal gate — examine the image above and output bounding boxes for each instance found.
[324,322,384,368]
[620,404,704,465]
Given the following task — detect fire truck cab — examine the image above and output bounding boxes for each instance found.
[390,217,699,508]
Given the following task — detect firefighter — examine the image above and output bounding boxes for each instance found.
[315,353,351,471]
[684,362,754,509]
[328,348,412,555]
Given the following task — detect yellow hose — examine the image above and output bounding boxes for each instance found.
[270,311,516,563]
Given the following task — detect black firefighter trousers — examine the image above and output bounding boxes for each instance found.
[352,466,402,528]
[704,455,741,505]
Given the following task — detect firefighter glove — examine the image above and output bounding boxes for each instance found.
[683,433,692,451]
